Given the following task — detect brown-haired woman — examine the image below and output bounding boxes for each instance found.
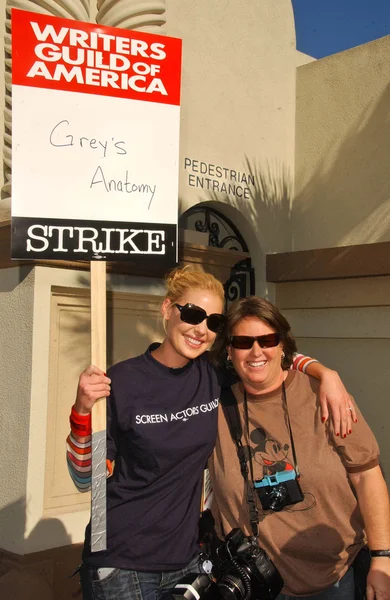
[67,272,355,600]
[209,296,390,600]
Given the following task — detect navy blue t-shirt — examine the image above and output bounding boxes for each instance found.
[83,345,221,571]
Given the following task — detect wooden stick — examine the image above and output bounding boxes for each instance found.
[90,260,107,552]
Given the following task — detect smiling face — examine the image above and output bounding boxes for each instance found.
[228,317,285,394]
[158,287,224,367]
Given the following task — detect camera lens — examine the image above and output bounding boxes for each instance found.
[218,574,246,600]
[268,483,288,511]
[172,574,211,599]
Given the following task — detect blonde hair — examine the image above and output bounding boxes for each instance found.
[164,266,225,305]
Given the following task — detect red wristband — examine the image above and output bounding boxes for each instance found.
[70,404,92,436]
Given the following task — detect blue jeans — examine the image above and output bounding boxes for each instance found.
[80,555,201,600]
[276,566,355,600]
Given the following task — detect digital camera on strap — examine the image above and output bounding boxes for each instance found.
[254,469,304,512]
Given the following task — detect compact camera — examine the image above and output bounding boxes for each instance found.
[172,527,283,600]
[254,469,303,512]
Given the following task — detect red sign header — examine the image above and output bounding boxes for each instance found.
[12,9,182,106]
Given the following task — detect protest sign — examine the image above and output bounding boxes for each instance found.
[11,9,182,268]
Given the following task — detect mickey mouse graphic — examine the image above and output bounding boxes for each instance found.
[248,426,294,476]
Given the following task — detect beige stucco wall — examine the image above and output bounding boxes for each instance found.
[275,276,390,485]
[0,267,34,554]
[296,50,316,67]
[293,35,390,251]
[166,0,298,295]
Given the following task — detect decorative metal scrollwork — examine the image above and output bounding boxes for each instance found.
[180,206,255,304]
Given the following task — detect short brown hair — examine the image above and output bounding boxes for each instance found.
[213,296,297,370]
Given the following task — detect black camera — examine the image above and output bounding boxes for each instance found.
[172,527,283,600]
[254,469,303,512]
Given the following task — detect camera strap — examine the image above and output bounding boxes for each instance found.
[221,380,300,534]
[220,385,259,536]
[280,381,300,476]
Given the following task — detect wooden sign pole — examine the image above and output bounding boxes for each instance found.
[90,260,107,552]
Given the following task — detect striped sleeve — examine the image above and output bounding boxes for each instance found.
[66,432,114,492]
[66,432,92,492]
[291,353,319,373]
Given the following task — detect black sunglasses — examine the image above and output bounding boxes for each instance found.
[175,303,225,333]
[229,333,280,349]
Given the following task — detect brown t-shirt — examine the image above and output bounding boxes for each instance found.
[209,371,380,596]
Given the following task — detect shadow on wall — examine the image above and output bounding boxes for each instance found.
[180,84,390,258]
[179,155,294,256]
[0,497,81,600]
[293,81,390,249]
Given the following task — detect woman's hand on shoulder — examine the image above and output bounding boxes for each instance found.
[75,365,111,415]
[317,367,357,438]
[367,557,390,600]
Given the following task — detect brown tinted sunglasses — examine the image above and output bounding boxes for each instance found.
[229,333,280,349]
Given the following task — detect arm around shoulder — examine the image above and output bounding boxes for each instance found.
[292,352,356,437]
